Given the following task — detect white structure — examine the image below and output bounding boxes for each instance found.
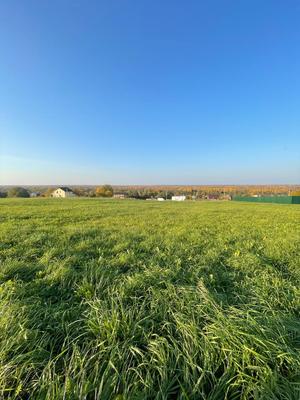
[172,195,186,201]
[157,198,165,201]
[52,187,76,198]
[30,192,40,197]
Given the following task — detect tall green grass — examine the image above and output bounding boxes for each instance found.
[0,198,299,399]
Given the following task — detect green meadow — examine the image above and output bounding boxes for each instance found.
[0,198,299,399]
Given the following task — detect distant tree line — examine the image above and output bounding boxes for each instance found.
[1,185,300,200]
[0,185,115,198]
[0,187,30,198]
[73,185,114,197]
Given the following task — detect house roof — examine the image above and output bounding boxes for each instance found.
[57,187,73,192]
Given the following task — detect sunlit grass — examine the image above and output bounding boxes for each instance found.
[0,198,299,399]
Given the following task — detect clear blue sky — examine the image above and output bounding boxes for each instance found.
[1,0,299,185]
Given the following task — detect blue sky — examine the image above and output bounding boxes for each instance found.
[0,0,299,185]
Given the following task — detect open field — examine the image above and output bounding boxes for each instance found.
[0,198,299,399]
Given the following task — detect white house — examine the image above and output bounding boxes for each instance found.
[172,195,186,201]
[52,187,77,198]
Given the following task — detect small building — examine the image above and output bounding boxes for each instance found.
[172,195,186,201]
[206,194,219,200]
[113,194,125,199]
[220,194,232,201]
[30,192,40,197]
[157,197,165,201]
[52,187,76,198]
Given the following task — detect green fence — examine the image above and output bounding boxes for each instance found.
[232,196,300,204]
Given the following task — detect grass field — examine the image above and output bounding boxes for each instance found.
[0,198,299,399]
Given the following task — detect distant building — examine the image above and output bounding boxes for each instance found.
[172,195,186,201]
[51,187,76,198]
[30,192,40,197]
[113,194,125,199]
[157,197,165,201]
[206,194,219,200]
[220,194,232,201]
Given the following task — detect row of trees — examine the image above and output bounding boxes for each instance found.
[2,185,299,199]
[0,185,115,198]
[115,185,300,197]
[124,189,173,200]
[0,185,114,198]
[0,187,30,198]
[72,185,114,197]
[116,189,229,200]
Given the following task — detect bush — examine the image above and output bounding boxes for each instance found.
[95,185,114,197]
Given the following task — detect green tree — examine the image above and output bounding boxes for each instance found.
[8,187,30,198]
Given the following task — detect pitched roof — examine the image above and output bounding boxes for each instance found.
[57,187,73,192]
